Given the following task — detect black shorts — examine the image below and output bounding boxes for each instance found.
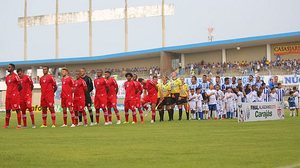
[85,95,92,107]
[162,97,173,106]
[171,93,180,105]
[177,97,187,105]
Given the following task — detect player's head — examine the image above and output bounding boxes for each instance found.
[234,87,239,93]
[209,82,214,90]
[292,86,297,91]
[256,76,260,81]
[80,68,86,77]
[76,72,81,79]
[133,74,138,81]
[104,71,111,78]
[215,84,220,91]
[227,87,232,93]
[61,67,69,77]
[196,87,201,94]
[289,90,294,96]
[257,90,262,97]
[215,76,220,83]
[261,82,266,89]
[224,77,229,84]
[271,87,276,93]
[191,76,197,83]
[97,69,103,78]
[232,76,236,82]
[17,68,24,77]
[278,83,282,88]
[251,85,256,91]
[202,75,207,81]
[237,78,242,84]
[171,72,177,79]
[190,88,195,94]
[152,75,158,82]
[180,76,185,83]
[125,73,133,81]
[248,75,254,81]
[7,63,15,73]
[43,66,49,75]
[161,75,167,83]
[138,78,144,84]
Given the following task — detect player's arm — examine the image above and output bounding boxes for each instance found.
[87,77,94,92]
[52,76,58,92]
[29,76,34,91]
[16,75,22,91]
[114,79,119,94]
[105,80,109,94]
[134,82,139,94]
[83,81,88,92]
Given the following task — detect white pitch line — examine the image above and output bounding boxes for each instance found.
[278,163,300,168]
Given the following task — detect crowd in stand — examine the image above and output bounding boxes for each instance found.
[1,57,299,82]
[184,57,300,77]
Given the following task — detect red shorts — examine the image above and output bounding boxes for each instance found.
[107,95,117,108]
[94,95,107,109]
[73,97,85,111]
[20,96,32,110]
[61,96,73,108]
[143,95,157,104]
[135,98,142,109]
[6,95,20,111]
[40,96,54,108]
[124,99,135,111]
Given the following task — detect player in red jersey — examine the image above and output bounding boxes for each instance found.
[133,74,144,123]
[123,73,138,124]
[105,71,121,125]
[94,70,109,125]
[4,64,22,129]
[60,68,75,127]
[73,73,88,126]
[17,68,35,128]
[141,76,158,123]
[39,66,57,128]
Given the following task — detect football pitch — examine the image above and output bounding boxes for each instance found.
[0,111,299,168]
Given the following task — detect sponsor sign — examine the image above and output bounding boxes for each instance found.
[239,102,284,122]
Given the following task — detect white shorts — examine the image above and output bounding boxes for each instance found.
[202,103,209,111]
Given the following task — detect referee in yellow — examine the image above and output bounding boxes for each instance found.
[170,72,183,121]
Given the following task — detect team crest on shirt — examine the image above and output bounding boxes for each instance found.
[49,102,53,106]
[68,102,71,106]
[14,104,17,107]
[43,79,46,83]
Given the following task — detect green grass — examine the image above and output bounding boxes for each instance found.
[0,111,299,168]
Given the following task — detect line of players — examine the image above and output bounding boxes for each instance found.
[4,63,299,129]
[4,64,160,128]
[184,75,300,120]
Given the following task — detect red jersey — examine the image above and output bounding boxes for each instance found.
[107,77,118,96]
[40,74,57,97]
[61,76,74,99]
[134,81,143,100]
[6,72,21,98]
[74,78,87,99]
[20,75,33,97]
[124,80,137,101]
[94,77,108,97]
[146,80,158,97]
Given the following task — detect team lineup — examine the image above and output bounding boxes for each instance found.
[3,63,300,129]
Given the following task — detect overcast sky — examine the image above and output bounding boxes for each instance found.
[0,0,300,61]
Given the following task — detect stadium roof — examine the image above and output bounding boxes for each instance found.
[1,31,300,68]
